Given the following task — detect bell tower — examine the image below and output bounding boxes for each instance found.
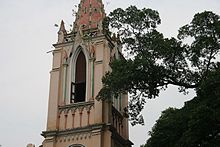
[42,0,133,147]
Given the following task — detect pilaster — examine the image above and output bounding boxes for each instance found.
[46,49,62,131]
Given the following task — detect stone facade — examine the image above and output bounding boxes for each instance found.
[41,0,132,147]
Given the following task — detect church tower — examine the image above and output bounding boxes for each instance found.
[42,0,133,147]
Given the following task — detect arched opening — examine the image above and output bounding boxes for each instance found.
[71,51,86,103]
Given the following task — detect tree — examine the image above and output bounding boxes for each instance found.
[97,6,220,125]
[143,65,220,147]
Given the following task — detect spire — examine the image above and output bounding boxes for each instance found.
[57,20,67,43]
[74,0,105,31]
[59,20,67,34]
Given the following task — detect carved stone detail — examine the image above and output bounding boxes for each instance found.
[59,101,94,114]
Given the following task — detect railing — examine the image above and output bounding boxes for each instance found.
[58,101,94,130]
[112,106,124,137]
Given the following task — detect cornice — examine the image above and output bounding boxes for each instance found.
[59,101,94,110]
[41,123,105,138]
[58,101,95,114]
[82,34,107,43]
[53,41,74,48]
[50,67,60,73]
[95,60,103,64]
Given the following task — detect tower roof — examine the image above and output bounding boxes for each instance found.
[74,0,105,30]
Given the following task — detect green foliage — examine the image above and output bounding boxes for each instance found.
[178,11,220,73]
[97,6,220,125]
[144,66,220,147]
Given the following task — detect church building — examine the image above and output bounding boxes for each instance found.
[41,0,133,147]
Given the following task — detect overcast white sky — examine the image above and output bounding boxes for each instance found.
[0,0,220,147]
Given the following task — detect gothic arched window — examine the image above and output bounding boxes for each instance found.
[71,51,86,103]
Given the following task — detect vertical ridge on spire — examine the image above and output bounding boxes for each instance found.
[74,0,105,31]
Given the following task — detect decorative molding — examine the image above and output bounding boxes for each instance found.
[50,67,60,73]
[52,48,63,53]
[95,60,103,64]
[89,57,95,62]
[69,144,85,147]
[42,123,105,138]
[41,130,57,138]
[53,41,74,48]
[58,101,94,114]
[85,104,93,112]
[83,34,106,42]
[71,107,77,114]
[54,31,76,47]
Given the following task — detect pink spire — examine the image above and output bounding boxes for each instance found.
[75,0,105,30]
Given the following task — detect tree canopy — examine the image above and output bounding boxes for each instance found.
[97,6,220,125]
[143,65,220,147]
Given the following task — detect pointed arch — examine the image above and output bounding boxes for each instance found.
[74,51,86,102]
[70,46,90,103]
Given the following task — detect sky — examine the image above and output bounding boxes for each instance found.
[0,0,219,147]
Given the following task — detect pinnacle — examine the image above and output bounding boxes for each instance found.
[59,20,67,33]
